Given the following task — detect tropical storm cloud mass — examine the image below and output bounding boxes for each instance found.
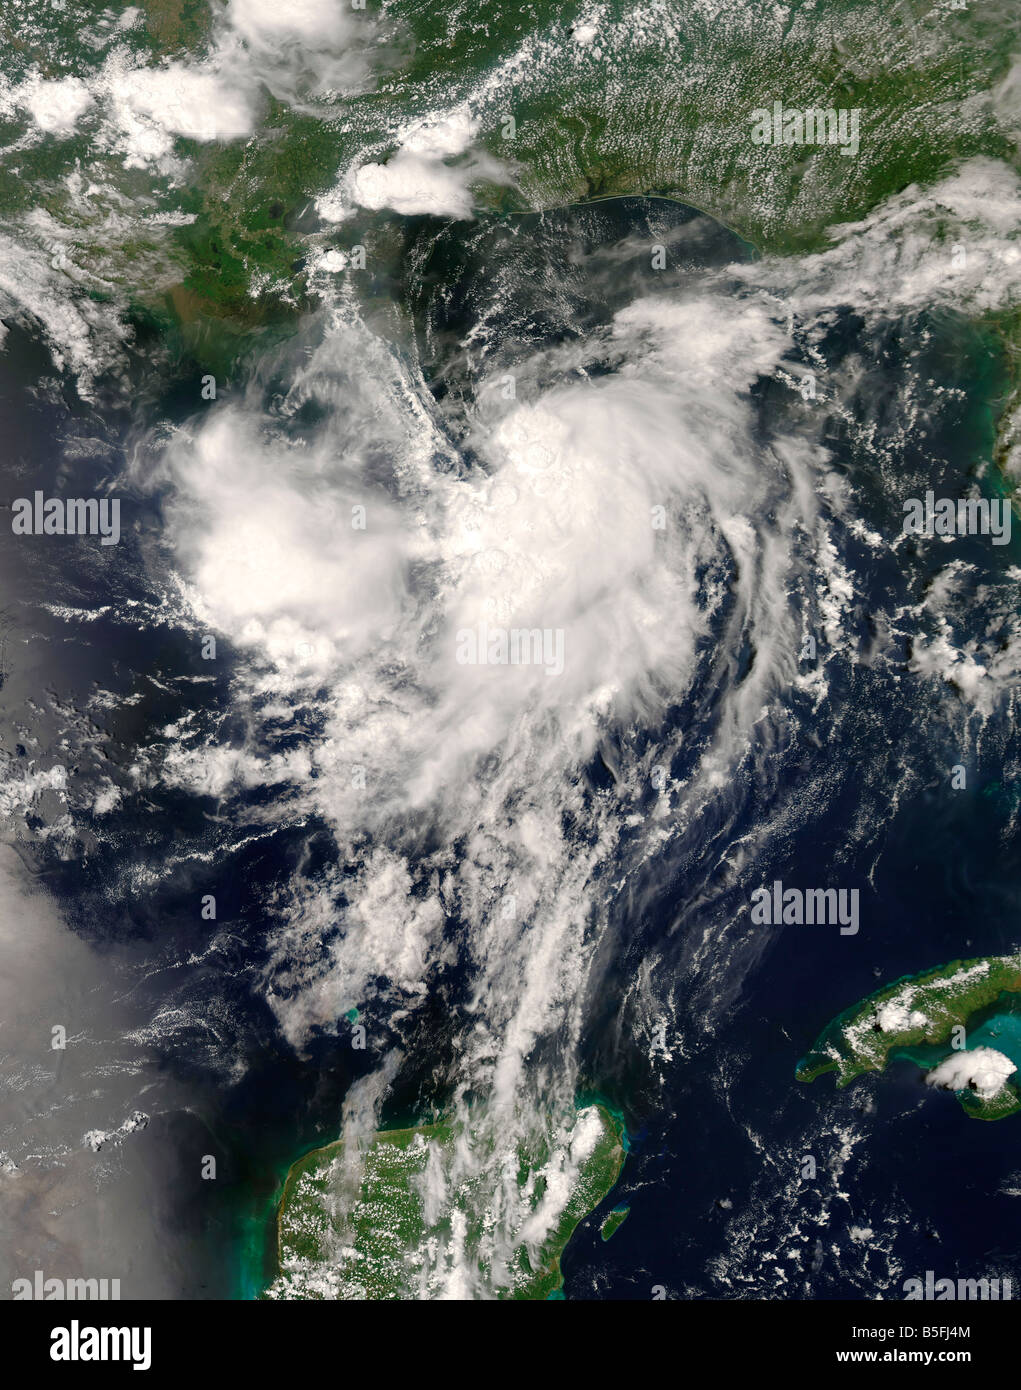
[0,0,1020,1328]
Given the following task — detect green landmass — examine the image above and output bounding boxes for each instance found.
[269,1102,627,1299]
[3,0,1018,321]
[958,1086,1021,1122]
[3,0,1021,474]
[797,952,1021,1119]
[600,1205,630,1241]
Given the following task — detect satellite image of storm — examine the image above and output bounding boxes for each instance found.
[0,0,1020,1351]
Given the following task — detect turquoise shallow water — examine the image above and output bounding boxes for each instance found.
[963,1014,1021,1072]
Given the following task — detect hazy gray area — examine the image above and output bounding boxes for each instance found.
[0,846,200,1299]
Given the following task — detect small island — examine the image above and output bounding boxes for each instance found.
[268,1103,627,1299]
[797,952,1021,1120]
[600,1206,630,1242]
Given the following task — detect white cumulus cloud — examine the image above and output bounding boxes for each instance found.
[926,1047,1016,1100]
